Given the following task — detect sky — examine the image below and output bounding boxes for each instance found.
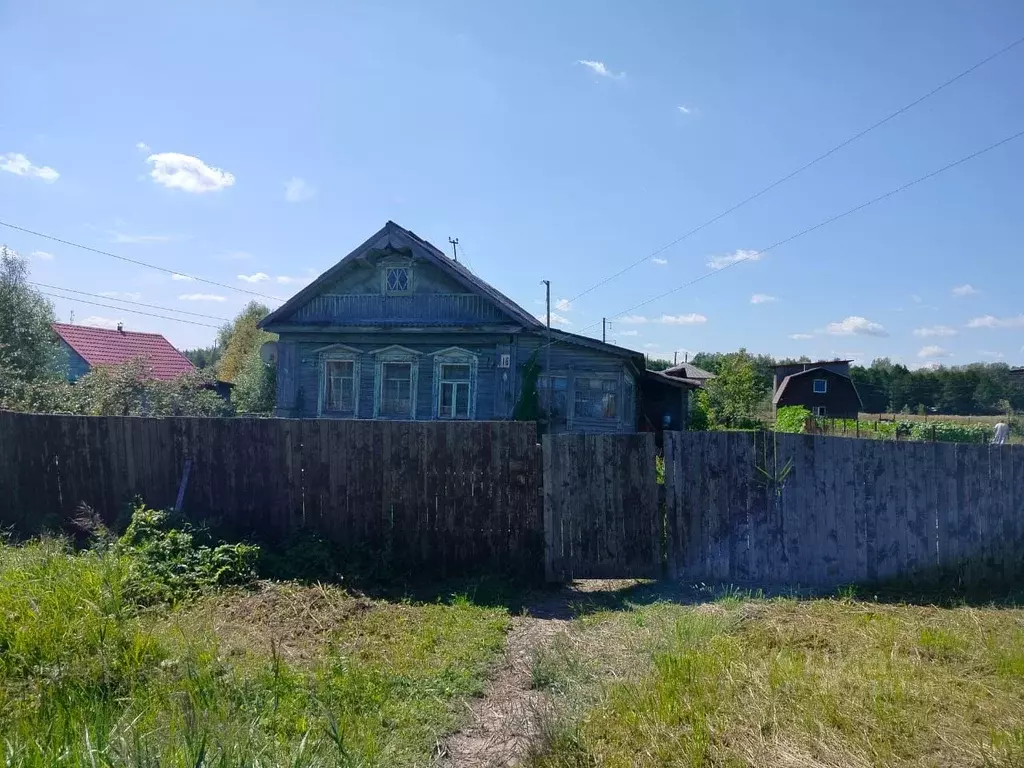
[3,0,1024,369]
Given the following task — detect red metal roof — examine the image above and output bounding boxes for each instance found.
[52,323,195,380]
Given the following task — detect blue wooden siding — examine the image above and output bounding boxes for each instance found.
[60,341,91,381]
[290,293,508,326]
[275,330,638,433]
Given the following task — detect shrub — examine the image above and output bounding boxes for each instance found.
[115,505,259,605]
[775,406,810,433]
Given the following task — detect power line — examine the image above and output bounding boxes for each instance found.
[567,32,1024,305]
[0,221,284,302]
[29,282,232,322]
[35,290,221,329]
[538,126,1024,354]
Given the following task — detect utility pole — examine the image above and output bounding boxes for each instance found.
[674,350,678,365]
[448,237,459,262]
[542,280,551,420]
[602,317,607,343]
[70,310,75,324]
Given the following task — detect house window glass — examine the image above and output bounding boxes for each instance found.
[574,377,618,419]
[813,405,827,417]
[537,375,568,419]
[380,362,413,417]
[325,359,355,412]
[623,375,635,422]
[439,363,472,419]
[813,378,828,394]
[385,267,410,293]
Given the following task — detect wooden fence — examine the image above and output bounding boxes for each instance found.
[542,433,660,581]
[665,430,1024,587]
[0,411,542,577]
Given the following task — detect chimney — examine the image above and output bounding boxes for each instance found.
[117,322,124,333]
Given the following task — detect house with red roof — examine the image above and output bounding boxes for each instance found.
[51,322,196,381]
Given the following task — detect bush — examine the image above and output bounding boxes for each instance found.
[115,505,259,605]
[775,406,810,433]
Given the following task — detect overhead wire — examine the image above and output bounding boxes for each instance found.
[0,221,284,302]
[29,282,232,322]
[35,290,222,329]
[565,32,1024,305]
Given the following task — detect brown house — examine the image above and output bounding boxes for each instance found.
[772,360,863,419]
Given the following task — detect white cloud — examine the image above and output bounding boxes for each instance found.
[618,315,649,324]
[642,343,660,350]
[788,333,814,340]
[179,293,226,302]
[979,349,1006,359]
[966,314,1024,329]
[555,298,572,312]
[651,257,668,266]
[577,60,624,79]
[538,312,571,327]
[110,231,177,244]
[952,283,978,297]
[30,250,54,261]
[620,330,639,337]
[80,316,120,329]
[677,105,693,114]
[136,141,151,153]
[238,272,270,284]
[825,316,888,337]
[707,249,761,270]
[98,291,143,301]
[750,293,777,304]
[913,325,957,337]
[918,345,952,359]
[171,273,194,281]
[0,152,59,182]
[146,152,235,193]
[911,294,922,303]
[284,177,316,203]
[658,313,707,325]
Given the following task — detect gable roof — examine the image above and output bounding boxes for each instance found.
[260,221,543,330]
[662,361,716,381]
[771,366,864,407]
[52,323,195,381]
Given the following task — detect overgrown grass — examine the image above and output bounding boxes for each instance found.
[530,598,1024,767]
[0,537,509,767]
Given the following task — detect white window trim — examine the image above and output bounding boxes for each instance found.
[372,345,420,419]
[813,378,828,394]
[379,258,415,295]
[432,347,478,420]
[317,346,361,418]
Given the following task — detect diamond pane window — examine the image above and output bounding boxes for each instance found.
[385,267,410,293]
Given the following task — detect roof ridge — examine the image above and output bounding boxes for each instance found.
[53,322,170,338]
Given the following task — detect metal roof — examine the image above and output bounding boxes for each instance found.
[52,323,195,380]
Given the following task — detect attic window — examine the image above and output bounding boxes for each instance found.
[385,267,410,294]
[813,378,828,394]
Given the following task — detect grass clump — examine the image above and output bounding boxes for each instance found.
[0,513,510,766]
[530,598,1024,767]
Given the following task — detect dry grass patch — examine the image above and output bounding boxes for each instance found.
[530,598,1024,768]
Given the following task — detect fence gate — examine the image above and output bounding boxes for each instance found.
[542,433,660,581]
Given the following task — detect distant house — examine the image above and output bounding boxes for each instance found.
[260,221,694,433]
[52,322,196,381]
[772,359,863,419]
[661,361,716,388]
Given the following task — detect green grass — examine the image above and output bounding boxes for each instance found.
[529,598,1024,767]
[0,539,509,767]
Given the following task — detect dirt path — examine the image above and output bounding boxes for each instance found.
[439,580,641,768]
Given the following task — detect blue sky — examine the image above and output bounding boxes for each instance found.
[3,1,1024,367]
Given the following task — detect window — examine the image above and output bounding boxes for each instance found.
[384,267,410,293]
[380,362,414,418]
[538,375,568,419]
[324,359,356,413]
[813,378,828,394]
[438,363,472,419]
[574,377,618,419]
[813,405,827,417]
[623,375,636,423]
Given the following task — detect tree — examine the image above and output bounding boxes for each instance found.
[216,302,275,382]
[184,345,222,369]
[646,357,673,372]
[0,246,64,385]
[232,348,277,414]
[702,348,767,428]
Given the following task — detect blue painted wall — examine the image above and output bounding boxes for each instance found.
[60,341,91,381]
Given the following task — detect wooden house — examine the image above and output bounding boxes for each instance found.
[771,359,863,419]
[260,221,693,432]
